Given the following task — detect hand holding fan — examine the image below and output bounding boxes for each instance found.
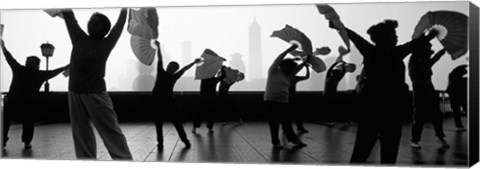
[412,10,468,60]
[271,25,313,57]
[316,4,350,50]
[195,49,226,80]
[127,7,159,66]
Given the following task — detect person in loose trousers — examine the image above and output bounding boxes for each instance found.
[2,40,68,149]
[61,8,132,160]
[152,41,200,149]
[265,44,308,149]
[408,42,449,149]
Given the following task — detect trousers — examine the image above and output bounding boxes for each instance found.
[68,92,132,160]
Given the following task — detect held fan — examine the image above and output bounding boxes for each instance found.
[412,10,468,60]
[195,49,226,80]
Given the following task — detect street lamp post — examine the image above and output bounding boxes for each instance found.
[40,42,55,92]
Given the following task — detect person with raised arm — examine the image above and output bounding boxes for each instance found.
[408,42,449,149]
[152,41,200,149]
[60,8,132,160]
[264,44,308,149]
[192,65,226,134]
[1,39,69,149]
[289,64,310,133]
[330,20,437,164]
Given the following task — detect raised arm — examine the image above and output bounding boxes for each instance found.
[269,44,298,73]
[1,40,21,69]
[428,48,446,68]
[40,64,69,81]
[345,28,374,58]
[61,9,87,44]
[398,29,438,58]
[215,66,227,81]
[174,58,201,80]
[295,65,310,82]
[106,8,128,43]
[154,41,165,74]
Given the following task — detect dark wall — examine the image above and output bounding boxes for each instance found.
[2,91,452,123]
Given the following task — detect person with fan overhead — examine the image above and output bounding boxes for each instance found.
[329,20,438,164]
[265,44,308,149]
[192,65,226,134]
[323,46,356,127]
[288,63,310,133]
[60,8,132,160]
[152,41,200,149]
[408,42,449,149]
[219,68,245,125]
[1,39,69,149]
[447,64,468,131]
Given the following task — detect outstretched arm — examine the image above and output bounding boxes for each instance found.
[399,29,438,58]
[61,9,87,44]
[269,44,298,73]
[174,58,201,80]
[40,64,69,81]
[106,8,128,43]
[428,48,446,68]
[345,28,374,59]
[1,40,21,69]
[154,41,165,74]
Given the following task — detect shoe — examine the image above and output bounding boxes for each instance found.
[238,119,244,124]
[410,141,421,149]
[184,140,191,149]
[438,139,450,148]
[191,128,196,134]
[24,143,32,149]
[208,129,214,134]
[297,128,309,133]
[222,122,228,126]
[273,144,283,149]
[291,140,307,147]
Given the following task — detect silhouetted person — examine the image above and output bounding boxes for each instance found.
[323,47,355,127]
[447,64,468,131]
[265,44,307,149]
[289,64,310,133]
[152,41,200,149]
[1,40,69,149]
[330,20,437,164]
[408,42,449,149]
[61,8,132,160]
[219,70,245,125]
[192,66,226,134]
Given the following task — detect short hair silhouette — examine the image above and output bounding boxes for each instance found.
[88,12,111,39]
[367,20,398,45]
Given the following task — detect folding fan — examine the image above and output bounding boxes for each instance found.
[44,9,64,19]
[412,10,468,60]
[130,35,156,66]
[128,8,159,39]
[195,49,226,80]
[271,25,313,56]
[223,67,245,84]
[316,4,350,50]
[127,8,159,66]
[308,56,327,73]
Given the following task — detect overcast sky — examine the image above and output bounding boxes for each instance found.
[0,1,470,92]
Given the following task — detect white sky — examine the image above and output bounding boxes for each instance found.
[0,1,470,92]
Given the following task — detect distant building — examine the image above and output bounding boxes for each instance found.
[248,18,262,81]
